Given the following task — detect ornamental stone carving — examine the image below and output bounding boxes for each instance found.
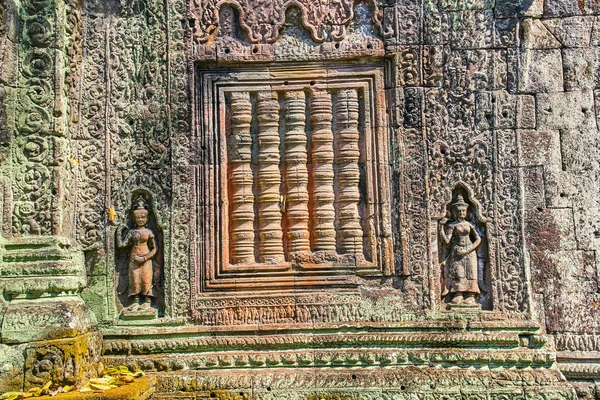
[194,63,394,295]
[2,0,597,397]
[190,0,383,44]
[114,192,164,318]
[439,194,482,308]
[437,185,490,310]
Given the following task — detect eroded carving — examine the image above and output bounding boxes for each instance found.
[115,192,164,317]
[440,195,480,307]
[438,187,489,309]
[191,0,382,44]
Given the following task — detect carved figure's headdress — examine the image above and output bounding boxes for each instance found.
[451,194,468,209]
[132,194,149,217]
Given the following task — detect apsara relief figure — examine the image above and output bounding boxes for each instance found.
[439,194,482,306]
[116,195,158,311]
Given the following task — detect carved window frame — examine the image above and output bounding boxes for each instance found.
[192,62,394,293]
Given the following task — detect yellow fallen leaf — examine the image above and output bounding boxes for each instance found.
[42,381,52,392]
[90,383,111,391]
[80,384,93,393]
[103,367,117,375]
[25,388,41,396]
[0,393,21,400]
[90,378,109,385]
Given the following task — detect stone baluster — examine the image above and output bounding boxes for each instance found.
[283,91,311,254]
[256,91,285,263]
[334,89,363,255]
[309,89,336,252]
[228,91,255,264]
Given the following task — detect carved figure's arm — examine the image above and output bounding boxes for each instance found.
[465,224,481,254]
[145,234,157,261]
[116,225,132,249]
[438,221,454,246]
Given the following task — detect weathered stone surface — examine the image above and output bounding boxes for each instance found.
[518,49,564,93]
[537,89,596,129]
[35,377,155,400]
[522,0,545,17]
[516,94,537,128]
[518,129,561,167]
[0,344,24,392]
[544,16,595,47]
[2,297,97,344]
[150,368,575,399]
[562,47,599,90]
[544,0,597,17]
[23,333,102,390]
[2,0,600,396]
[522,18,562,49]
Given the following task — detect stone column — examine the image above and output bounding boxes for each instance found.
[228,92,256,264]
[283,91,310,254]
[256,91,285,264]
[309,89,336,253]
[0,0,100,392]
[334,89,363,256]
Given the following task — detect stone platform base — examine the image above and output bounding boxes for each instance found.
[150,368,575,399]
[34,377,155,400]
[101,312,578,399]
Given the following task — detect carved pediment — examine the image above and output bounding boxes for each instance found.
[190,0,383,44]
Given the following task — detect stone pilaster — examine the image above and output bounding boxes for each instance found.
[0,0,100,392]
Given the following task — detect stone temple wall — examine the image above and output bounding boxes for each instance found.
[518,2,600,376]
[0,0,12,355]
[512,1,600,386]
[1,0,600,398]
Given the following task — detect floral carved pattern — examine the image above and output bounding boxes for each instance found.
[75,0,192,319]
[190,0,383,44]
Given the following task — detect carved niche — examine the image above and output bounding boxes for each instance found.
[113,191,165,316]
[437,185,490,310]
[194,63,393,292]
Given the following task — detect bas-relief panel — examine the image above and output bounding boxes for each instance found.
[76,0,187,319]
[73,0,531,325]
[190,0,384,44]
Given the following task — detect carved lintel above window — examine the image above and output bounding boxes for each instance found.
[190,1,384,63]
[194,63,393,292]
[190,0,383,45]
